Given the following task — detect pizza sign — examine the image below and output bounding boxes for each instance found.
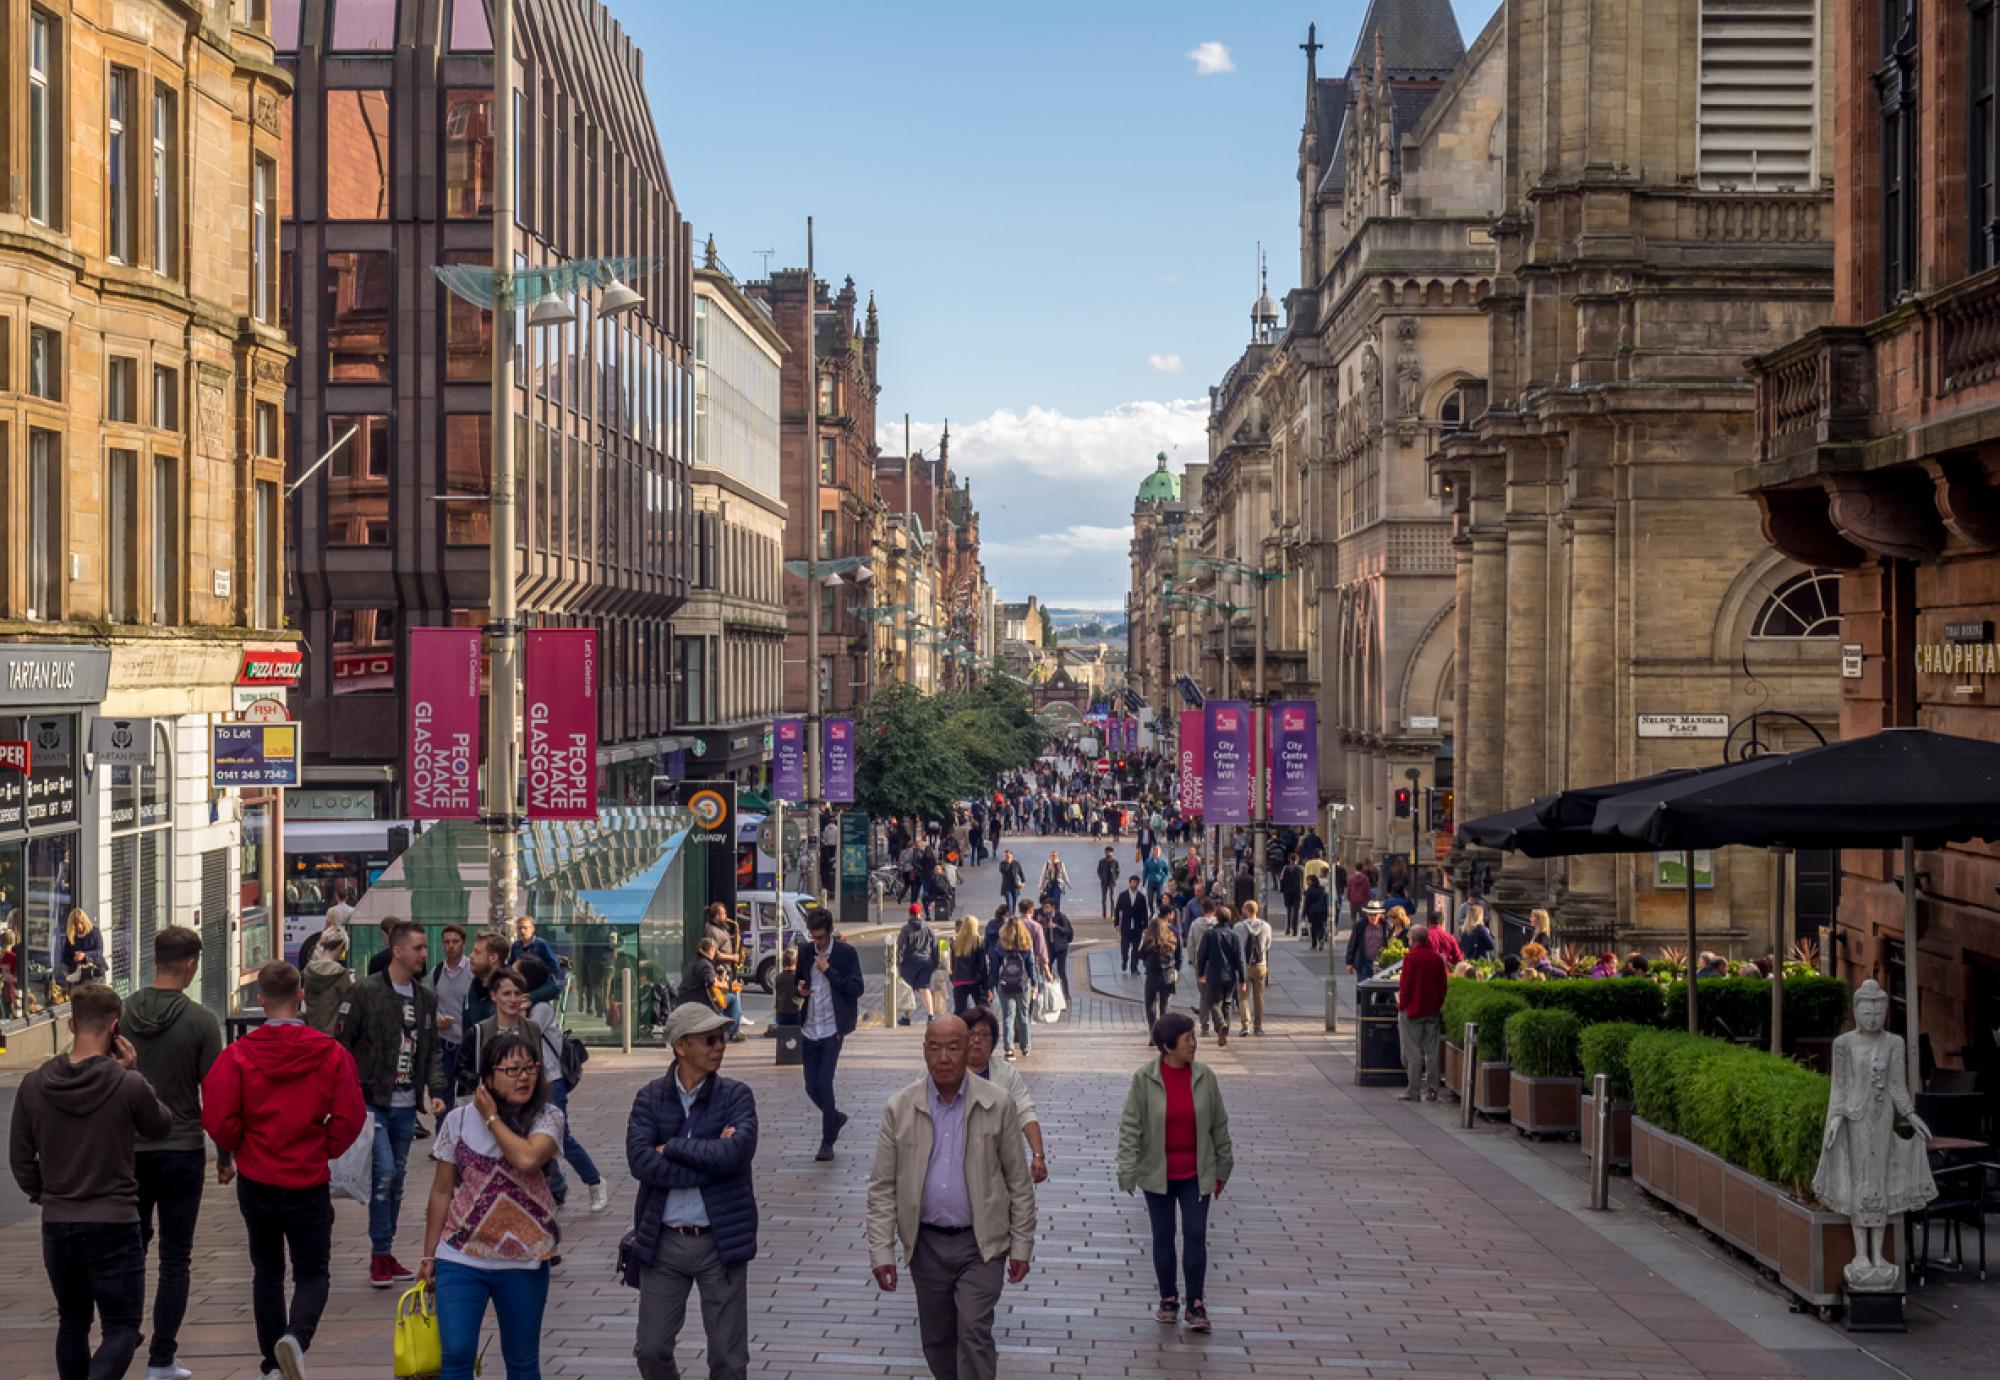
[0,741,31,774]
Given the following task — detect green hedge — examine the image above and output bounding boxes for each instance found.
[1660,975,1849,1047]
[1512,977,1666,1028]
[1505,1008,1582,1078]
[1627,1029,1830,1200]
[1578,1021,1651,1102]
[1440,979,1529,1062]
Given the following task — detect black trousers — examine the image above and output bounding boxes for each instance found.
[801,1034,845,1147]
[1282,895,1302,935]
[1119,929,1142,973]
[237,1176,334,1375]
[42,1220,144,1380]
[1143,974,1176,1027]
[136,1149,205,1367]
[1143,1176,1209,1306]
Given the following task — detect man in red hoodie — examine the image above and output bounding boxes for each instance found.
[203,961,366,1380]
[1395,924,1449,1103]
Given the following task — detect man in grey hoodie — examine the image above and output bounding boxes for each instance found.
[9,982,172,1380]
[122,926,227,1380]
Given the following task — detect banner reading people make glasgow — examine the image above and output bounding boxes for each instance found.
[1269,700,1318,826]
[823,716,856,803]
[1203,701,1251,825]
[407,628,482,819]
[772,717,806,802]
[524,628,597,820]
[1178,710,1203,815]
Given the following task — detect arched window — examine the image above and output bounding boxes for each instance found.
[1438,388,1462,433]
[1752,569,1842,638]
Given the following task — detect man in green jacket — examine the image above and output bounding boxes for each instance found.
[123,926,228,1380]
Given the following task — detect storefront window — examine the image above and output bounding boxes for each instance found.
[107,724,171,993]
[241,801,275,969]
[26,833,76,1014]
[0,841,22,1019]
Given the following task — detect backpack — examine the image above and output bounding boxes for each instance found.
[559,1030,589,1091]
[1244,925,1266,967]
[998,949,1030,997]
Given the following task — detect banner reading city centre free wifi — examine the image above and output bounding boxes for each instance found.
[407,628,482,819]
[1203,701,1252,825]
[525,628,597,820]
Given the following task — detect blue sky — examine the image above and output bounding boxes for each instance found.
[639,1,1501,609]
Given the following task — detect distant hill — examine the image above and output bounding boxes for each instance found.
[1047,607,1128,643]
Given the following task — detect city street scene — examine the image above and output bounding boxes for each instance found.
[3,2,2000,1379]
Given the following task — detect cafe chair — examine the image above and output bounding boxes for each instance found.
[1910,1162,1992,1285]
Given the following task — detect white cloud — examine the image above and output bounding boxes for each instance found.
[1147,353,1184,373]
[882,399,1207,485]
[1186,41,1235,76]
[1160,273,1183,287]
[984,524,1136,559]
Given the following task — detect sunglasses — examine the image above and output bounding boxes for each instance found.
[685,1032,727,1049]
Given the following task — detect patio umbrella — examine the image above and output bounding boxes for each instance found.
[1592,727,2000,1075]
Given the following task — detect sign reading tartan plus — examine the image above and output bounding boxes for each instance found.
[822,717,856,804]
[772,717,806,802]
[1268,700,1318,826]
[1178,710,1203,815]
[1203,701,1251,825]
[407,628,483,819]
[524,628,597,820]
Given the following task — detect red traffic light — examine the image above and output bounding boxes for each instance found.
[1393,787,1413,818]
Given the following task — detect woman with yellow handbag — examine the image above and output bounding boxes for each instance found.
[416,1030,563,1379]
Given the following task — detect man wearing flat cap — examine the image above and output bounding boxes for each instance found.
[626,1002,759,1380]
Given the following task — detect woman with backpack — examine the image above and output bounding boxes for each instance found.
[465,966,609,1214]
[995,915,1038,1060]
[896,904,940,1024]
[1139,912,1180,1027]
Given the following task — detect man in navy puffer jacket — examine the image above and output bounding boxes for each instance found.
[626,1004,759,1380]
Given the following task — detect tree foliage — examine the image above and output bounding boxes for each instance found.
[853,675,1045,823]
[1038,607,1056,648]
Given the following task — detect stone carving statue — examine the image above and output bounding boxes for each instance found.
[1360,344,1382,425]
[1811,980,1936,1292]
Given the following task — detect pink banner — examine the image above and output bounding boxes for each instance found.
[1178,709,1204,816]
[407,628,483,819]
[525,628,598,820]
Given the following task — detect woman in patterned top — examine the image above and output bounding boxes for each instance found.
[418,1031,563,1379]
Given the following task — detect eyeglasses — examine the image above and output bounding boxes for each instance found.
[688,1032,727,1049]
[494,1063,538,1078]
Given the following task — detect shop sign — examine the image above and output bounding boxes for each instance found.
[1945,621,1993,644]
[90,717,155,768]
[0,645,112,707]
[0,741,28,774]
[1637,714,1729,739]
[1915,643,1999,675]
[236,648,304,686]
[284,787,377,820]
[1409,714,1440,732]
[233,687,289,722]
[212,722,302,788]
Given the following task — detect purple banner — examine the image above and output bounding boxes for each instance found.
[1203,701,1251,825]
[773,717,805,802]
[1108,716,1125,753]
[1269,700,1317,826]
[1178,710,1203,815]
[407,628,482,820]
[524,629,597,821]
[823,717,856,804]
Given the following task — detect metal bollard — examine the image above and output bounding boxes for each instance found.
[1588,1072,1612,1210]
[1460,1021,1478,1129]
[1324,973,1339,1033]
[621,968,633,1055]
[883,935,902,1027]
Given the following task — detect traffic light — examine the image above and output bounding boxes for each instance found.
[1393,787,1412,818]
[1429,788,1454,832]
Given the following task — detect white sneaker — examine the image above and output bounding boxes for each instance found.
[147,1363,193,1380]
[588,1180,611,1214]
[275,1334,308,1380]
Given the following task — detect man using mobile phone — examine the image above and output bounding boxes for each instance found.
[792,908,863,1161]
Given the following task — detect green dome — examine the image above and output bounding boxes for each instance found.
[1136,453,1180,503]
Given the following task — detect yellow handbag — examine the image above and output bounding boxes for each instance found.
[392,1283,442,1377]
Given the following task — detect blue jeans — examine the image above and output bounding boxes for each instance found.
[723,991,745,1038]
[435,1259,549,1380]
[999,989,1032,1054]
[367,1104,418,1254]
[1143,1176,1210,1305]
[548,1080,601,1187]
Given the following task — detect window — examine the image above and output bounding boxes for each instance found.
[694,512,716,590]
[107,68,135,263]
[153,365,179,429]
[443,415,490,544]
[28,327,60,401]
[27,431,58,619]
[327,415,390,546]
[0,317,9,389]
[269,0,302,49]
[818,509,836,559]
[818,374,835,417]
[107,450,137,621]
[324,90,391,219]
[1752,568,1841,638]
[107,726,170,994]
[253,480,278,629]
[1695,0,1817,190]
[819,436,836,484]
[331,608,398,694]
[1877,0,1919,305]
[152,86,177,276]
[255,402,279,458]
[674,635,709,726]
[449,0,492,49]
[29,11,57,226]
[324,251,392,381]
[443,89,495,217]
[330,0,399,51]
[1975,1,1999,272]
[152,457,179,624]
[253,157,276,321]
[107,357,138,423]
[442,249,491,381]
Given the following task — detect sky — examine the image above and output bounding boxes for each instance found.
[638,1,1502,610]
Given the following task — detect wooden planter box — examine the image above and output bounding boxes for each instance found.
[1630,1116,1898,1308]
[1579,1093,1632,1166]
[1509,1071,1581,1138]
[1473,1060,1511,1116]
[1443,1040,1465,1101]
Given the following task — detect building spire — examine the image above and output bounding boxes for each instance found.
[702,233,718,270]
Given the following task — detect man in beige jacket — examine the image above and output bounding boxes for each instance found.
[866,1015,1036,1380]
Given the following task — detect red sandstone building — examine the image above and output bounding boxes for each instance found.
[1746,1,2000,1076]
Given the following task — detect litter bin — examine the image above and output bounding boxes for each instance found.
[1354,977,1405,1086]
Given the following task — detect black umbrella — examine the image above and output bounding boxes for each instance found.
[1591,728,2000,1071]
[1532,765,1726,829]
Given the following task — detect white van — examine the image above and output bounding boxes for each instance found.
[733,889,814,991]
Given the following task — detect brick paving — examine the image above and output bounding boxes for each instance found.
[0,919,1819,1380]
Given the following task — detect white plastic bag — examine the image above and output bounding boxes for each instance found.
[1037,981,1067,1023]
[329,1109,376,1203]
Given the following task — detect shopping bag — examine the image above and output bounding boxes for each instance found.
[1037,982,1066,1023]
[392,1283,442,1378]
[329,1109,375,1204]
